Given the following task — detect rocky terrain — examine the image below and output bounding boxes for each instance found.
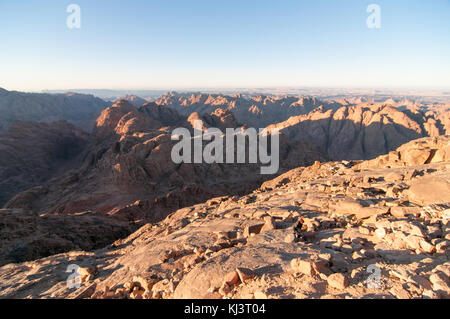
[3,93,448,215]
[267,102,450,160]
[0,210,133,267]
[0,135,449,299]
[0,88,109,132]
[0,91,449,300]
[156,92,343,128]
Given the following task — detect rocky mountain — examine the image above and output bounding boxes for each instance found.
[118,95,148,108]
[157,93,450,161]
[1,135,448,299]
[0,88,110,132]
[4,100,325,225]
[156,92,343,128]
[266,103,450,160]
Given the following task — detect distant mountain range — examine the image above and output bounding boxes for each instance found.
[42,87,450,104]
[0,88,110,132]
[2,91,449,216]
[1,89,449,211]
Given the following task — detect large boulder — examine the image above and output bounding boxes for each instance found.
[400,148,432,166]
[406,175,450,206]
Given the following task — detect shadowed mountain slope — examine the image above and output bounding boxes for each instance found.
[0,121,88,206]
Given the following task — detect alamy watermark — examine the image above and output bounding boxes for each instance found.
[171,120,280,175]
[366,264,382,289]
[66,264,81,289]
[65,4,379,31]
[67,4,81,29]
[367,4,381,29]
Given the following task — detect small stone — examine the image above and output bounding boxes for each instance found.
[422,290,439,299]
[327,273,350,290]
[130,288,144,299]
[410,275,432,291]
[340,244,353,254]
[330,254,350,273]
[203,292,223,299]
[73,283,97,299]
[78,266,97,277]
[390,207,421,218]
[132,276,153,292]
[261,216,276,232]
[389,285,412,299]
[291,258,315,276]
[390,268,410,281]
[236,267,255,283]
[224,271,240,287]
[253,291,268,299]
[375,228,387,239]
[243,223,265,237]
[435,241,448,253]
[219,283,231,295]
[420,240,436,254]
[291,258,329,276]
[284,233,296,243]
[124,281,134,292]
[359,226,371,235]
[431,279,449,295]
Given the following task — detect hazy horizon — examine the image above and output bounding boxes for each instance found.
[3,86,450,95]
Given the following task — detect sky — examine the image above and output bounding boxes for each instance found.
[0,0,449,91]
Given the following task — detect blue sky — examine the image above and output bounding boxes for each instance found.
[0,0,449,91]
